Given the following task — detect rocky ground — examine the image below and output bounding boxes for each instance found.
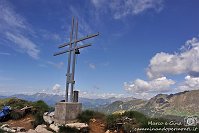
[0,111,101,133]
[0,111,138,133]
[0,124,52,133]
[3,114,34,130]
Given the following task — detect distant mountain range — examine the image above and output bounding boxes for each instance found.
[0,96,7,99]
[96,90,199,119]
[0,93,132,109]
[1,90,198,119]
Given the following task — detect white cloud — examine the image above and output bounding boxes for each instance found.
[89,63,96,69]
[147,37,199,78]
[52,84,61,94]
[0,0,27,30]
[177,75,199,92]
[124,77,175,98]
[0,0,39,59]
[90,0,164,19]
[6,32,39,59]
[124,36,199,98]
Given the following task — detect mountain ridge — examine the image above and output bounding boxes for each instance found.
[0,93,137,109]
[97,90,199,118]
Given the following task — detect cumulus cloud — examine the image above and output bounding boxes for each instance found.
[124,77,175,98]
[147,37,199,78]
[52,84,61,94]
[124,37,199,99]
[177,75,199,92]
[90,0,164,19]
[0,0,39,59]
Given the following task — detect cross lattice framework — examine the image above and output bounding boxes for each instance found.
[54,17,99,102]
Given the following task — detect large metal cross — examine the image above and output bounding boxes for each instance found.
[54,17,99,102]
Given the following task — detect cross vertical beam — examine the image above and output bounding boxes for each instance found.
[54,17,99,102]
[65,17,74,102]
[70,20,78,102]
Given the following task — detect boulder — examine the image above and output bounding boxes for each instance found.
[2,127,13,132]
[10,129,17,132]
[49,124,59,132]
[49,112,54,117]
[43,112,54,124]
[35,124,53,133]
[105,130,111,133]
[1,124,9,128]
[27,129,37,133]
[43,115,53,124]
[65,123,88,130]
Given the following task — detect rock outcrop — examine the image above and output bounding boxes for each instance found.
[43,112,54,124]
[0,124,26,132]
[35,125,53,133]
[0,124,54,133]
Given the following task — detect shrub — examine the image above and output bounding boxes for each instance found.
[31,113,45,128]
[106,111,148,132]
[32,100,49,114]
[31,100,50,127]
[59,126,80,133]
[10,110,24,120]
[106,113,122,130]
[123,111,147,126]
[77,110,105,123]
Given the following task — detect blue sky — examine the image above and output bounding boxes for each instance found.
[0,0,199,99]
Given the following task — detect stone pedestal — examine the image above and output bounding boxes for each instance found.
[54,102,82,124]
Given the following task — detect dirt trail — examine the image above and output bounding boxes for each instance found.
[3,114,34,130]
[89,118,106,133]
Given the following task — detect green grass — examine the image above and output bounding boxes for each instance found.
[0,98,32,110]
[0,98,50,128]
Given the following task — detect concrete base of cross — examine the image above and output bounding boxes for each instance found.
[54,102,82,124]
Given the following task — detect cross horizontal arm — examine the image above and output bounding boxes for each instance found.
[58,32,99,48]
[58,42,70,48]
[54,43,92,56]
